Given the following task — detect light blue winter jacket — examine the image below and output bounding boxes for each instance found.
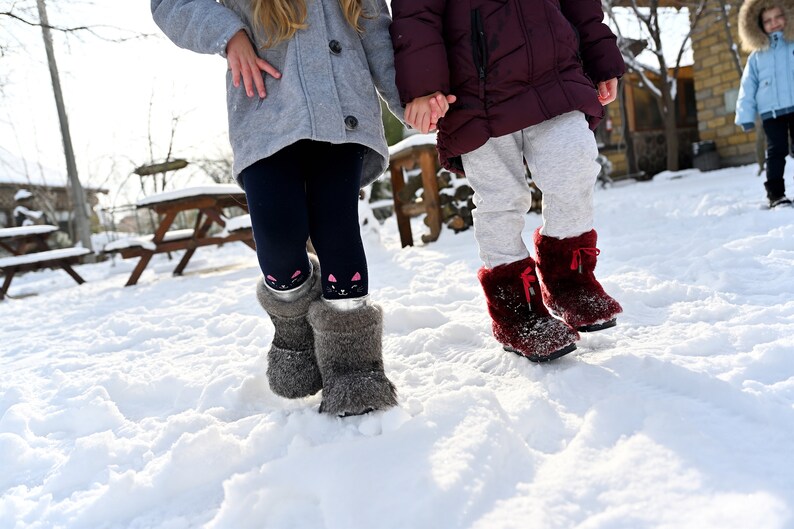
[735,31,794,129]
[150,0,404,188]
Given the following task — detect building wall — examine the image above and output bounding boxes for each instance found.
[691,0,758,167]
[598,74,697,179]
[0,183,105,232]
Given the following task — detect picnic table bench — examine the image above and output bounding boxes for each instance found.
[0,225,91,301]
[104,185,255,287]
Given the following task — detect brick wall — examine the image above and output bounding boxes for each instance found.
[691,1,758,167]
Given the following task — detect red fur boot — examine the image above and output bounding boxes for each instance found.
[533,228,622,331]
[478,257,579,362]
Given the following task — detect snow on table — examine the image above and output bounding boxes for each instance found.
[0,247,91,267]
[0,224,59,238]
[102,229,195,253]
[136,184,243,207]
[388,132,437,157]
[223,214,251,233]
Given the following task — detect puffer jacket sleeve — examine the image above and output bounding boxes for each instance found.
[735,53,759,130]
[559,0,625,82]
[389,0,450,105]
[151,0,247,57]
[360,0,405,121]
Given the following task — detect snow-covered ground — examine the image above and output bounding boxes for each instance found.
[1,164,793,529]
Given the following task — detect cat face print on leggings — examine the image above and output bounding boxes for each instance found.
[266,269,306,290]
[325,272,364,297]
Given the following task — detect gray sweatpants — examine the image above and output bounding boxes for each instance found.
[461,110,600,268]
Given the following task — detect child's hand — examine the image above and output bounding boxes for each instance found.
[226,30,281,99]
[406,92,456,133]
[597,78,618,105]
[428,93,457,130]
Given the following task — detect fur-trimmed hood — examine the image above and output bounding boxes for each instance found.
[739,0,794,51]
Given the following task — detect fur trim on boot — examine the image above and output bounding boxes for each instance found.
[308,300,397,416]
[533,228,622,331]
[478,257,579,362]
[256,255,323,399]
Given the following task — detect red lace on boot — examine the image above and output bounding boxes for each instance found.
[570,247,600,274]
[520,266,538,312]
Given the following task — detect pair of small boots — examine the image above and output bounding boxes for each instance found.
[255,256,397,416]
[478,229,622,362]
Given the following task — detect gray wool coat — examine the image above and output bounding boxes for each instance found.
[150,0,404,188]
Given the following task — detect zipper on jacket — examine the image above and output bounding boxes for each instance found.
[471,9,488,100]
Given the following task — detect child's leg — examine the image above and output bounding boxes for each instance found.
[304,141,396,415]
[241,141,313,292]
[521,111,599,239]
[241,142,322,399]
[524,111,622,331]
[762,115,793,205]
[462,133,578,361]
[305,142,369,300]
[460,132,533,268]
[762,116,788,201]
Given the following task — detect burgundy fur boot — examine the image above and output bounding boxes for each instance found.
[533,228,622,332]
[478,257,579,362]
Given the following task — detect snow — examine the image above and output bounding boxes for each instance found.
[0,247,91,268]
[0,147,68,188]
[0,225,59,239]
[102,229,196,253]
[223,214,251,234]
[12,206,44,226]
[1,164,793,529]
[388,133,437,157]
[136,185,244,207]
[13,190,33,201]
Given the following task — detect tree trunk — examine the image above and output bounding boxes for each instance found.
[660,84,680,172]
[36,0,94,254]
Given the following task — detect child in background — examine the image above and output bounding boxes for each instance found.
[390,0,625,361]
[151,0,429,415]
[736,0,794,208]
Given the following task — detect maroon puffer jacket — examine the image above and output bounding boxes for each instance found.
[390,0,625,173]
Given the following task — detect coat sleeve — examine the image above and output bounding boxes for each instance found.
[360,0,405,121]
[735,54,759,130]
[151,0,247,57]
[389,0,450,105]
[559,0,625,83]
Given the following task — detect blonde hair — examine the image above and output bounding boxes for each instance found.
[252,0,369,48]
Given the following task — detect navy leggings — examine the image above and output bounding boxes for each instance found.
[762,114,794,196]
[241,140,368,300]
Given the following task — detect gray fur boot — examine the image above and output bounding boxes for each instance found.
[307,300,398,416]
[256,256,322,399]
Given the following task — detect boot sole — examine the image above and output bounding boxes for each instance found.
[577,318,617,332]
[504,342,577,362]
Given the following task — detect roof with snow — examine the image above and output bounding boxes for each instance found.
[0,146,105,191]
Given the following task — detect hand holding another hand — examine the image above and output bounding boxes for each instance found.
[405,92,457,133]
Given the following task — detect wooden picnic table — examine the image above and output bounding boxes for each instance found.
[108,185,256,287]
[0,225,59,256]
[388,135,442,247]
[0,225,91,301]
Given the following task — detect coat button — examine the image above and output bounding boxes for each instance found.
[344,115,358,130]
[329,40,342,54]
